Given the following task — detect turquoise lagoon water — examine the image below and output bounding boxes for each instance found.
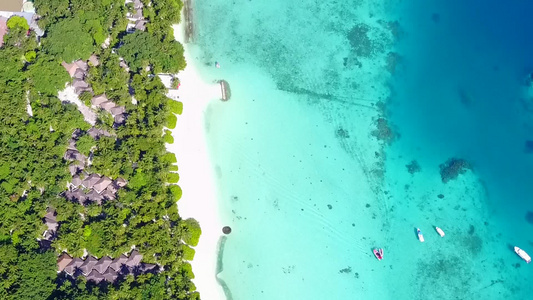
[188,0,533,299]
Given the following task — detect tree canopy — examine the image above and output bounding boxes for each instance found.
[0,0,197,298]
[7,16,29,30]
[117,31,186,73]
[28,54,70,95]
[44,17,96,62]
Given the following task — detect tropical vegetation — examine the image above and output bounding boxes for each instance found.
[0,0,200,299]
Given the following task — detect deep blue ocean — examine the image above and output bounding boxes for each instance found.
[389,1,533,209]
[392,0,533,240]
[190,0,533,298]
[382,1,533,298]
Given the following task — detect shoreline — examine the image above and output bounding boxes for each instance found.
[168,17,226,300]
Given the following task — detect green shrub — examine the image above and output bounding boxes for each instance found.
[181,244,196,261]
[7,16,29,30]
[162,153,177,164]
[166,113,177,129]
[83,225,92,238]
[163,130,174,144]
[129,170,148,190]
[79,91,92,106]
[168,100,183,115]
[24,51,36,62]
[168,184,182,201]
[169,165,179,172]
[167,172,179,183]
[180,262,195,279]
[76,134,95,156]
[182,218,201,247]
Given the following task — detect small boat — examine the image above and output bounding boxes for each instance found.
[215,61,220,68]
[435,227,445,237]
[514,246,531,263]
[373,248,384,261]
[417,228,425,242]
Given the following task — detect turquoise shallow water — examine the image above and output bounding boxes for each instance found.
[189,0,533,299]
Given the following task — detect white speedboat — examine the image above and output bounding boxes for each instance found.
[417,228,424,242]
[435,227,445,237]
[514,246,531,263]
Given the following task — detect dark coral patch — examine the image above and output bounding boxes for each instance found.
[339,266,352,274]
[439,158,471,183]
[372,118,395,143]
[336,128,350,139]
[406,160,421,174]
[347,24,373,57]
[431,13,440,23]
[525,211,533,224]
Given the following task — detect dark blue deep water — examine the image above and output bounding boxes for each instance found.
[393,1,533,223]
[386,1,533,297]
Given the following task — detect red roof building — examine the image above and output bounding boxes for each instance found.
[0,17,8,47]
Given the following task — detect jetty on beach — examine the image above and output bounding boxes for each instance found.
[183,0,193,43]
[219,80,230,101]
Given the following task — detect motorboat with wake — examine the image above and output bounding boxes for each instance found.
[514,246,531,263]
[373,248,384,261]
[417,228,425,242]
[435,227,445,237]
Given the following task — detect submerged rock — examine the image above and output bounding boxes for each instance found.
[371,117,395,143]
[524,140,533,153]
[347,24,373,57]
[339,266,352,274]
[386,52,401,74]
[336,128,350,139]
[525,211,533,225]
[406,160,421,174]
[439,158,472,183]
[431,13,441,23]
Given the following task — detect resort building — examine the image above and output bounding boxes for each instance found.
[0,0,23,12]
[57,250,160,283]
[0,17,7,47]
[126,0,148,32]
[0,1,44,46]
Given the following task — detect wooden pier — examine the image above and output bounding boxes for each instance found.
[219,80,231,101]
[183,0,194,43]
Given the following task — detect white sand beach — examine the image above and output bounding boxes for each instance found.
[168,22,226,300]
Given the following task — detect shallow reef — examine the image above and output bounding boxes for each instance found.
[336,127,350,139]
[439,158,472,183]
[406,160,421,174]
[347,23,373,57]
[372,117,395,143]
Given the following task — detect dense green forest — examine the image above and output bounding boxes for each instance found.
[0,0,200,299]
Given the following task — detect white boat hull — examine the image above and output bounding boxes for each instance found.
[417,228,424,242]
[515,246,531,263]
[436,227,445,237]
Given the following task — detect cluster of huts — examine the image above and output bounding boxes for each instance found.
[57,250,159,283]
[91,94,127,125]
[62,55,128,125]
[43,209,58,241]
[46,0,173,287]
[126,0,147,32]
[62,56,98,95]
[63,128,128,206]
[64,174,127,205]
